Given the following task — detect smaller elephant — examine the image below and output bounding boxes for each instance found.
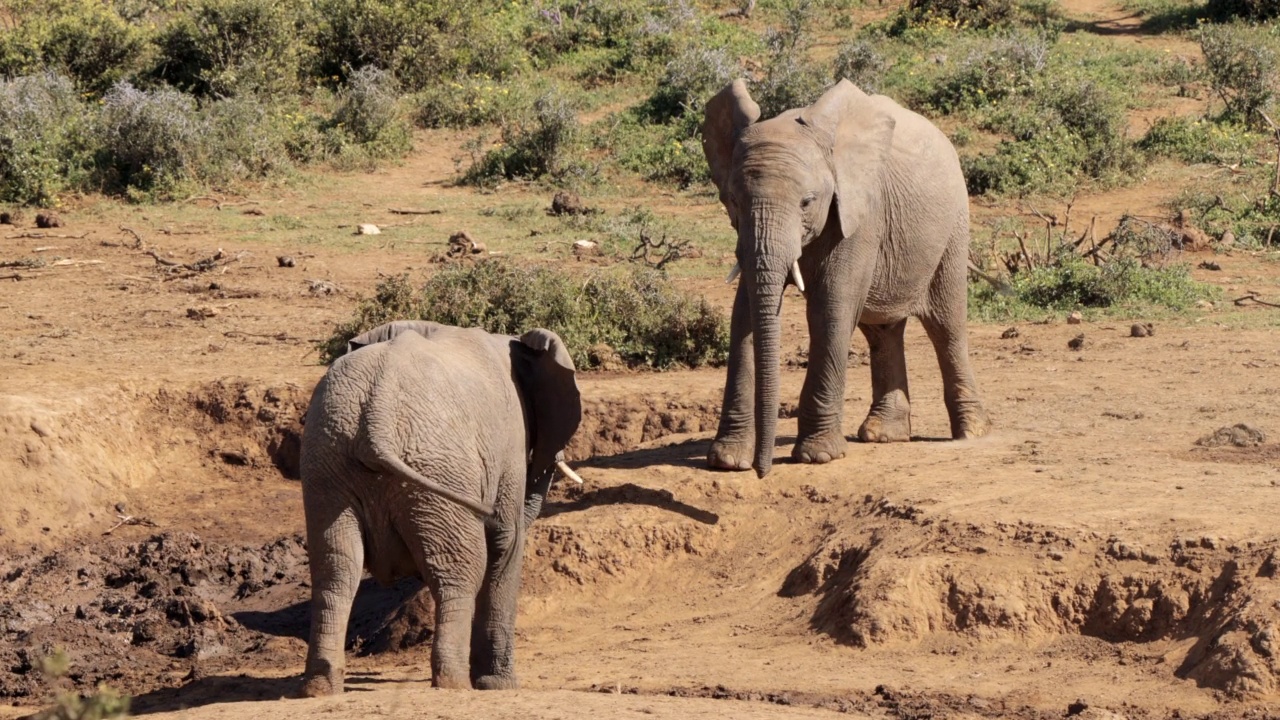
[300,320,581,695]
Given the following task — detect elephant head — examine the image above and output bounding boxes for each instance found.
[703,79,896,476]
[510,328,581,524]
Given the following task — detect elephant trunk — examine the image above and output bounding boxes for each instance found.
[745,210,798,478]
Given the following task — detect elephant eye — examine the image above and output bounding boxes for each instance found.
[801,195,815,209]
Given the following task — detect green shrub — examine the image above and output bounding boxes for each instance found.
[643,46,739,122]
[97,82,203,195]
[608,111,709,188]
[0,73,94,205]
[0,1,149,95]
[751,0,831,119]
[201,94,298,181]
[1138,116,1258,164]
[414,75,524,129]
[328,66,411,156]
[462,88,581,186]
[962,126,1085,196]
[152,0,307,97]
[320,262,729,370]
[1207,0,1280,20]
[312,0,526,91]
[832,40,887,94]
[881,0,1057,35]
[927,31,1049,112]
[525,0,693,79]
[1197,23,1277,124]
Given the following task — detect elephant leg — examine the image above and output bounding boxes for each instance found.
[470,524,523,690]
[301,495,364,697]
[411,511,485,690]
[709,281,755,471]
[919,309,989,441]
[857,319,913,443]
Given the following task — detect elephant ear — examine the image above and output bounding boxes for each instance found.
[702,79,761,222]
[513,329,582,484]
[346,320,444,355]
[801,79,896,241]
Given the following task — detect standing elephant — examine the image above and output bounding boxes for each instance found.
[702,79,989,477]
[299,320,582,695]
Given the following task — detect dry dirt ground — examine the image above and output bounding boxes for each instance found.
[4,8,1280,720]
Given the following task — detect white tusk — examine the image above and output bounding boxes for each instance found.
[555,459,584,485]
[725,261,741,284]
[790,260,806,293]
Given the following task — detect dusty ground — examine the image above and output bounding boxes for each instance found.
[4,2,1280,717]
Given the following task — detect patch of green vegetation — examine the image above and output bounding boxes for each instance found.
[1173,184,1280,248]
[320,262,729,370]
[1121,0,1206,31]
[1197,22,1279,126]
[460,88,585,187]
[873,0,1060,37]
[1138,116,1261,164]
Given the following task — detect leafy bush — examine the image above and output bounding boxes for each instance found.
[608,112,709,187]
[882,0,1057,35]
[414,75,523,129]
[0,73,94,205]
[1207,0,1280,20]
[926,31,1049,112]
[643,46,738,122]
[526,0,694,80]
[1138,116,1258,164]
[832,40,887,94]
[202,94,298,181]
[328,66,411,156]
[97,82,203,195]
[1197,23,1277,124]
[751,0,831,119]
[152,0,307,97]
[462,89,581,186]
[320,262,729,370]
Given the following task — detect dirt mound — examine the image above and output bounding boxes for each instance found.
[181,380,309,478]
[566,394,722,461]
[1197,424,1267,449]
[783,497,1280,699]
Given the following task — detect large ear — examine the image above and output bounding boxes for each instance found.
[702,79,761,219]
[801,79,896,240]
[346,320,443,355]
[513,329,581,484]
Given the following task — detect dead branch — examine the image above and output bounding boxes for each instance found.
[631,228,691,270]
[146,248,248,278]
[32,246,62,252]
[119,226,146,249]
[966,261,1013,295]
[1233,292,1280,308]
[1014,231,1035,271]
[388,207,442,215]
[0,272,35,281]
[103,513,157,535]
[5,232,88,240]
[1260,111,1280,198]
[223,330,310,344]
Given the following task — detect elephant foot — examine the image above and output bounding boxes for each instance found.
[474,673,519,690]
[708,437,754,471]
[300,672,341,698]
[433,672,472,690]
[858,393,912,443]
[951,402,991,440]
[792,431,848,464]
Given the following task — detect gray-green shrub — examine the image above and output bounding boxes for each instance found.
[98,82,203,195]
[645,46,739,122]
[1197,23,1277,124]
[462,89,581,185]
[320,262,729,370]
[329,66,411,156]
[0,73,93,205]
[832,40,887,94]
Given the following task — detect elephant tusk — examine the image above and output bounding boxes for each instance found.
[725,261,741,284]
[790,260,806,294]
[556,459,584,485]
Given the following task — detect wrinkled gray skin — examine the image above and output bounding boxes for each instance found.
[703,79,990,477]
[300,321,580,695]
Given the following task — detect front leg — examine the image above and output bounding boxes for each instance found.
[793,240,877,464]
[708,281,755,471]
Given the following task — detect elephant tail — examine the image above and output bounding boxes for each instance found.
[373,452,496,520]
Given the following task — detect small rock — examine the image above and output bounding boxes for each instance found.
[35,212,62,229]
[356,223,381,235]
[1220,230,1236,247]
[29,420,51,438]
[1068,333,1086,351]
[1199,260,1221,271]
[447,230,485,258]
[1130,323,1155,338]
[549,191,590,216]
[1067,311,1083,325]
[307,279,340,296]
[573,239,600,257]
[1001,327,1020,339]
[276,255,296,268]
[1195,299,1214,309]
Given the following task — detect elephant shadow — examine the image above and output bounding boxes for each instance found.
[233,576,425,645]
[127,671,413,715]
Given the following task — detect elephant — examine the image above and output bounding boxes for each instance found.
[299,320,582,695]
[702,79,989,477]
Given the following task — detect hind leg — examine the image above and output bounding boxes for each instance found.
[920,235,989,439]
[301,494,364,697]
[857,319,913,443]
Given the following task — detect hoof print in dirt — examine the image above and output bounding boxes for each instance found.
[1196,423,1266,448]
[548,191,592,216]
[1068,334,1086,351]
[35,212,62,229]
[1130,323,1155,338]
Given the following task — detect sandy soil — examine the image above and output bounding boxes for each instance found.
[4,2,1280,717]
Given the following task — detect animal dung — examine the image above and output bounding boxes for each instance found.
[356,223,381,235]
[1130,323,1155,338]
[35,212,62,229]
[1067,333,1086,351]
[573,240,600,257]
[1001,327,1020,339]
[277,255,297,268]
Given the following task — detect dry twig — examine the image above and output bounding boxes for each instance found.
[103,513,157,535]
[389,208,442,215]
